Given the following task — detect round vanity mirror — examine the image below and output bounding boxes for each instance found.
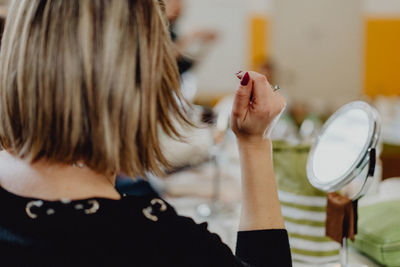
[307,101,381,200]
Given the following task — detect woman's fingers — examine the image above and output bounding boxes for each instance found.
[232,70,286,139]
[233,70,285,119]
[232,72,252,119]
[250,72,270,107]
[249,72,285,114]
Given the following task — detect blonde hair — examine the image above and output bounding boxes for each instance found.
[0,0,189,176]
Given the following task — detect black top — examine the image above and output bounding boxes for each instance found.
[0,186,292,266]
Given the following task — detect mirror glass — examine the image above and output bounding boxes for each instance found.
[307,101,380,199]
[312,109,370,184]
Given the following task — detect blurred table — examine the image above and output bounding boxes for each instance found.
[293,248,380,266]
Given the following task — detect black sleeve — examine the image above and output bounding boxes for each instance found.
[236,230,292,267]
[160,209,292,267]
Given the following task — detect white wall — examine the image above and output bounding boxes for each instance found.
[176,0,246,95]
[270,0,364,112]
[247,0,273,15]
[364,0,400,16]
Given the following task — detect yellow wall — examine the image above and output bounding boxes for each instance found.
[365,18,400,97]
[250,16,269,68]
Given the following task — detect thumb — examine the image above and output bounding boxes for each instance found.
[232,72,252,119]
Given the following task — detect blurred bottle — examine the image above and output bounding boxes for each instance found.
[299,114,323,143]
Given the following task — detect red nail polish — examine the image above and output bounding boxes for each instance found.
[235,70,242,75]
[241,72,250,86]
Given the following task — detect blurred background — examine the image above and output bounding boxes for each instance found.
[171,0,400,180]
[178,0,398,109]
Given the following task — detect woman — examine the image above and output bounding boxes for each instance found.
[0,0,291,266]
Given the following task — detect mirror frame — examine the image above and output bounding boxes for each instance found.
[306,101,381,197]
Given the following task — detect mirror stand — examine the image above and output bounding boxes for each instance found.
[341,237,349,267]
[339,238,366,267]
[322,238,367,267]
[306,102,381,267]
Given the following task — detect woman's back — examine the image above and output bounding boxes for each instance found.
[0,184,292,266]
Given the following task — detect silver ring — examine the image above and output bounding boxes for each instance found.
[274,85,280,92]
